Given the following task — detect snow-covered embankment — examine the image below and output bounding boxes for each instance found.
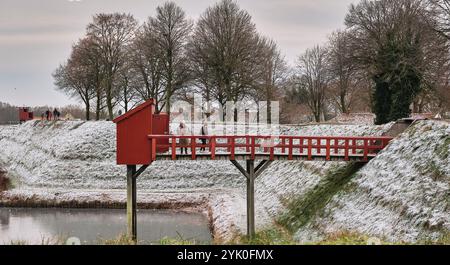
[0,120,447,242]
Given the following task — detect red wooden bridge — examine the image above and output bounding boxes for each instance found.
[148,135,391,162]
[113,100,394,241]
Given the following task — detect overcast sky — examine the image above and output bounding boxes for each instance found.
[0,0,358,107]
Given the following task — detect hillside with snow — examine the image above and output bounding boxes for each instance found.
[0,120,448,242]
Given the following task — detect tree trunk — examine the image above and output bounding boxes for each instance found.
[314,104,321,122]
[165,90,171,115]
[267,100,272,125]
[340,90,347,114]
[123,86,129,112]
[314,112,321,123]
[85,101,91,121]
[165,52,173,115]
[106,82,114,120]
[96,91,101,121]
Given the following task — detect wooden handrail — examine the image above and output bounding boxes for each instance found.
[147,135,393,162]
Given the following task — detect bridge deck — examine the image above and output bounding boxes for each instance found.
[148,134,392,162]
[155,152,377,161]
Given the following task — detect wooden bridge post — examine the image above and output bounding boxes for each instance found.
[127,165,137,241]
[246,160,256,239]
[231,159,273,240]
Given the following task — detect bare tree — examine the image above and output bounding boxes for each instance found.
[80,37,105,120]
[115,58,140,113]
[129,21,167,113]
[428,0,450,39]
[253,37,289,123]
[53,38,100,120]
[151,2,193,114]
[87,13,138,120]
[327,30,362,114]
[295,45,330,122]
[189,0,262,121]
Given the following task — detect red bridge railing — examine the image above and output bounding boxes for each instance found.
[148,135,393,162]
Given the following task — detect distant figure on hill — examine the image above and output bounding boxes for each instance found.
[45,110,50,121]
[177,121,190,154]
[53,108,60,121]
[41,113,45,121]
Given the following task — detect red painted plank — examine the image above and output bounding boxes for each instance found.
[191,137,196,160]
[230,138,235,160]
[363,139,369,162]
[251,137,255,160]
[326,138,330,161]
[211,137,216,160]
[171,137,176,160]
[308,138,312,160]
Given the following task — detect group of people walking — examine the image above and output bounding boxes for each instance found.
[41,108,61,121]
[177,120,209,154]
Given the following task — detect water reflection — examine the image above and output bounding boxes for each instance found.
[0,208,212,245]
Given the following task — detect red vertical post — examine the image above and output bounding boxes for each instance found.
[230,137,235,160]
[191,136,196,160]
[308,138,312,160]
[211,136,216,160]
[352,139,356,154]
[300,138,303,154]
[270,143,274,160]
[334,138,339,154]
[251,136,256,160]
[316,138,321,154]
[288,138,293,160]
[363,139,368,161]
[264,137,268,153]
[171,136,176,160]
[282,137,286,154]
[246,135,250,152]
[326,138,330,161]
[151,138,157,161]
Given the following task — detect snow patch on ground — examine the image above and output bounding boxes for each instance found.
[0,119,418,242]
[295,120,450,242]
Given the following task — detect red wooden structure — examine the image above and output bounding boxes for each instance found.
[19,107,33,123]
[114,99,394,241]
[148,135,392,162]
[113,100,170,165]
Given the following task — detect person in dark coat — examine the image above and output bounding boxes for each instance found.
[45,110,50,121]
[53,108,60,121]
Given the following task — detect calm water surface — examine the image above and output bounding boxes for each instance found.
[0,208,212,244]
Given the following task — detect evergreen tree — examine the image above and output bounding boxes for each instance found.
[372,32,422,124]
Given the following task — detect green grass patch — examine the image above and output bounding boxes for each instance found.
[314,231,391,245]
[278,163,363,233]
[234,227,296,245]
[99,232,205,245]
[435,136,450,159]
[427,161,446,181]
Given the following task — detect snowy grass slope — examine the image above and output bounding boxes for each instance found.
[0,120,390,241]
[293,120,450,243]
